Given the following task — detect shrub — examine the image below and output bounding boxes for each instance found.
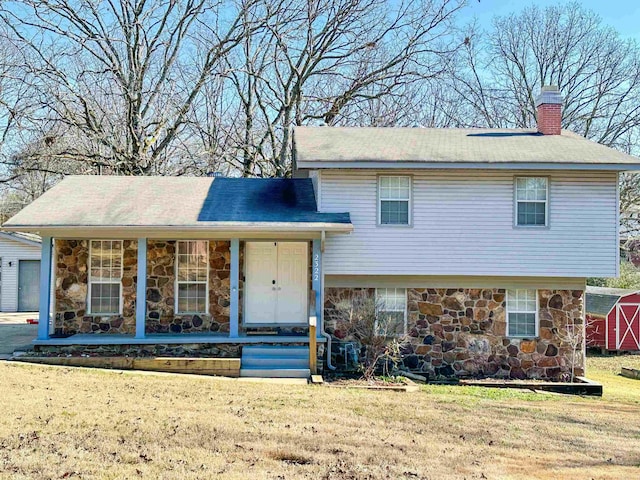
[325,290,409,380]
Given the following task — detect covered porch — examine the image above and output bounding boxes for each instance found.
[34,236,329,346]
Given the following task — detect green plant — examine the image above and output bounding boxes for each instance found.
[587,261,640,289]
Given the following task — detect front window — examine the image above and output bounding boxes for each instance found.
[379,176,411,225]
[89,240,123,315]
[507,289,538,337]
[516,177,548,226]
[376,288,407,335]
[176,240,208,314]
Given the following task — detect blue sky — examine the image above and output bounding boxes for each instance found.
[461,0,640,41]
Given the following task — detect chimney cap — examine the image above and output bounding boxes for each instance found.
[535,85,562,107]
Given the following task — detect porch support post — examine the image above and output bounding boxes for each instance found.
[230,239,240,338]
[135,238,147,339]
[312,238,323,335]
[37,236,53,340]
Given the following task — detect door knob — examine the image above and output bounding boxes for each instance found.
[272,280,276,284]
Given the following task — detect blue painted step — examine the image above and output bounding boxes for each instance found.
[241,345,310,378]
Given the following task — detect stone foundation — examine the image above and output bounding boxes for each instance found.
[35,343,241,358]
[33,342,318,363]
[324,287,584,381]
[54,239,137,335]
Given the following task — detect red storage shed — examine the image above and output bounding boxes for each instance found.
[586,286,640,352]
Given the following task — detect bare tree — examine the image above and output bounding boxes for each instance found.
[450,2,640,145]
[197,0,466,176]
[0,24,42,183]
[0,0,267,176]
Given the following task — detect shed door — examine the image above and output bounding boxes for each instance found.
[616,303,640,350]
[18,260,40,312]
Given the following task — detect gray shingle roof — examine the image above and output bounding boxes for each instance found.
[0,231,41,244]
[586,286,640,316]
[586,294,620,317]
[294,127,640,168]
[3,176,351,230]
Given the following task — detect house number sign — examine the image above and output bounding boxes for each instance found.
[313,253,320,282]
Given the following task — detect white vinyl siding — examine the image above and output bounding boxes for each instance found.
[175,240,208,314]
[0,237,41,312]
[320,169,618,277]
[507,289,538,337]
[88,240,123,315]
[376,287,407,335]
[325,275,586,290]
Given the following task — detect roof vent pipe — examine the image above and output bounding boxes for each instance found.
[535,85,563,135]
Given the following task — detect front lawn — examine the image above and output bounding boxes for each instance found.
[0,356,639,479]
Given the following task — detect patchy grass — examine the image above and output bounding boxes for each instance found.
[587,354,640,405]
[0,357,639,479]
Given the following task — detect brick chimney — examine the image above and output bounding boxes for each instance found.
[535,85,563,135]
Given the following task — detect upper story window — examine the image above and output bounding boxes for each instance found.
[506,289,538,337]
[375,287,407,335]
[515,177,548,226]
[379,176,411,225]
[175,240,208,314]
[89,240,123,315]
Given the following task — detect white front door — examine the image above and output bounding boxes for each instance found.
[245,241,308,325]
[276,242,308,323]
[245,242,278,324]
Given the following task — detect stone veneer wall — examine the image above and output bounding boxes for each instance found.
[145,240,231,334]
[324,287,584,380]
[35,343,241,358]
[55,239,137,335]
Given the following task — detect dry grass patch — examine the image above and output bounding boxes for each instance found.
[0,358,638,479]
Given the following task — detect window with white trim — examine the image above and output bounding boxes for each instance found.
[176,240,208,314]
[507,289,538,337]
[379,176,411,225]
[89,240,123,315]
[515,177,548,226]
[375,288,407,335]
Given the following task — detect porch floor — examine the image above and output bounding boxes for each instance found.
[33,333,325,346]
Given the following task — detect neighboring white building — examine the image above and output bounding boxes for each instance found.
[0,231,41,312]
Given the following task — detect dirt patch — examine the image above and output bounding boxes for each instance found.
[324,375,407,387]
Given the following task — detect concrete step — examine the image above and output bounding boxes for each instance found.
[242,355,309,368]
[240,367,311,378]
[242,346,309,358]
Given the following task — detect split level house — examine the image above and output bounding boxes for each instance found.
[4,86,640,379]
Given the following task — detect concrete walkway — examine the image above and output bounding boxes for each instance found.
[0,312,38,359]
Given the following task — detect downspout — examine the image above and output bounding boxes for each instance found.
[321,328,336,370]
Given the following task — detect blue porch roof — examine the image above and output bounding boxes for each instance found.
[198,178,350,224]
